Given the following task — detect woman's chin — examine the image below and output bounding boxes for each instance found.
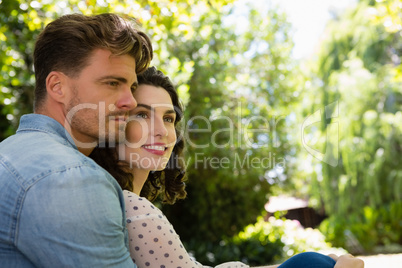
[151,165,167,172]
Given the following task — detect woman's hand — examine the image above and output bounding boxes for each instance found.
[329,254,364,268]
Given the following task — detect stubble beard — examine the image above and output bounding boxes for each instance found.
[106,117,127,146]
[66,93,126,147]
[66,94,100,145]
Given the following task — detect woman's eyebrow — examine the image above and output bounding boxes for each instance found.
[165,109,176,114]
[136,103,175,114]
[136,103,152,110]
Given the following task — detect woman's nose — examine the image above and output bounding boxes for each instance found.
[153,118,168,137]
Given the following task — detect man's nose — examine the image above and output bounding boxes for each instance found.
[116,86,137,110]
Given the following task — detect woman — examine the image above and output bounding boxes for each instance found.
[91,66,245,267]
[90,67,363,268]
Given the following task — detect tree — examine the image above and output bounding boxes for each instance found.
[158,3,300,264]
[298,0,402,252]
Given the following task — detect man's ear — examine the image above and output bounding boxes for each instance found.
[46,71,67,103]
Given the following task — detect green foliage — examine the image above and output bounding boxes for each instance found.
[0,0,41,136]
[160,3,299,250]
[187,216,346,266]
[297,0,402,253]
[320,201,402,253]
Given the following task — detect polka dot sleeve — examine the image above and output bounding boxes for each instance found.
[124,190,249,268]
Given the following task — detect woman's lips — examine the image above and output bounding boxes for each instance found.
[142,144,167,155]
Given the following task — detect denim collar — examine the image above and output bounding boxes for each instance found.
[17,114,77,150]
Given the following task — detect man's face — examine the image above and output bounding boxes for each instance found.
[64,49,138,148]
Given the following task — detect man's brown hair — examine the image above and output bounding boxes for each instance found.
[33,13,153,110]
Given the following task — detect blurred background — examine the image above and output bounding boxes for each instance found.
[1,0,401,266]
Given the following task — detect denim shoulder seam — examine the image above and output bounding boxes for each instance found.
[0,155,30,247]
[24,160,99,189]
[17,128,74,148]
[0,155,25,187]
[18,127,61,138]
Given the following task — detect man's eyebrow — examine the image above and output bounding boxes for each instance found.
[98,75,128,83]
[98,76,138,87]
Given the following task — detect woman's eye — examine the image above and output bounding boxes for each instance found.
[164,117,175,123]
[136,112,148,119]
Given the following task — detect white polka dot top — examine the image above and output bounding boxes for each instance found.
[124,190,249,268]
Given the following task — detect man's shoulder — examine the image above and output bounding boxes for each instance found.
[1,129,83,165]
[0,130,112,189]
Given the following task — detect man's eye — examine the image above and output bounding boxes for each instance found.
[108,81,119,87]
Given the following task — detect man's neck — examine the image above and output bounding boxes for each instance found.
[35,110,97,156]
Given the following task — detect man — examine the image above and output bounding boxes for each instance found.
[0,13,152,267]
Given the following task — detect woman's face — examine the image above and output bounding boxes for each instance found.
[121,84,177,171]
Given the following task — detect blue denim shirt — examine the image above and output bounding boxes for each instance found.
[0,114,136,267]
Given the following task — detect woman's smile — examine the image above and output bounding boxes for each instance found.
[142,143,168,156]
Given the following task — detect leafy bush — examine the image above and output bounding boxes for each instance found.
[298,0,402,255]
[320,201,402,254]
[186,216,346,266]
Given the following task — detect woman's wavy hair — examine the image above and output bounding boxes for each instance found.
[90,67,186,204]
